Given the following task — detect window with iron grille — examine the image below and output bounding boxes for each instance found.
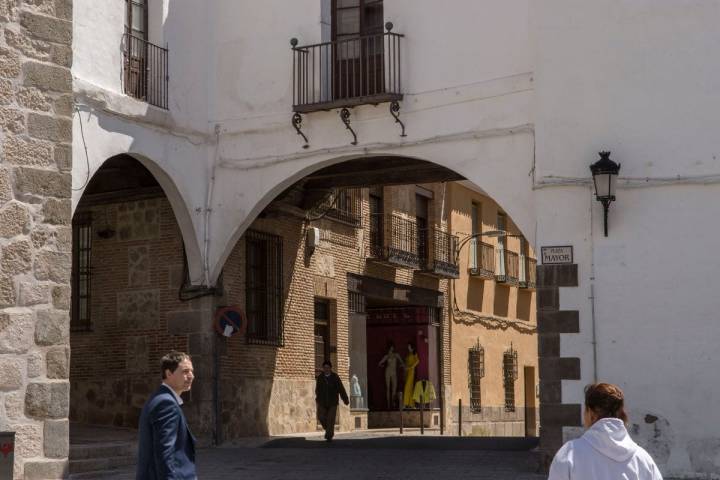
[468,343,485,413]
[245,230,284,346]
[326,188,362,226]
[503,345,519,412]
[71,213,92,332]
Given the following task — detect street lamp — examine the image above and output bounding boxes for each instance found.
[590,151,621,237]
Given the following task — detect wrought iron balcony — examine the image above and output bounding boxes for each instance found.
[519,256,537,289]
[496,249,520,285]
[368,213,420,269]
[421,227,459,279]
[291,28,403,113]
[325,188,362,227]
[468,239,495,279]
[122,33,168,109]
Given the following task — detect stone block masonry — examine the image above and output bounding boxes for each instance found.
[0,0,73,477]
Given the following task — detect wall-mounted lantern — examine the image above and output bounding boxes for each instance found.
[590,151,621,237]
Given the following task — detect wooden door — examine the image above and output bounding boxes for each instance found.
[524,366,538,436]
[332,0,384,100]
[125,0,148,100]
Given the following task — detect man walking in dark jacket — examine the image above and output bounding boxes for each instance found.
[136,351,196,479]
[315,360,349,441]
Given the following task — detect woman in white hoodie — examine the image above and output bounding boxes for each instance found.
[548,383,663,480]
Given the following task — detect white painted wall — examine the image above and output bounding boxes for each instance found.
[73,0,536,286]
[71,0,720,475]
[533,0,720,476]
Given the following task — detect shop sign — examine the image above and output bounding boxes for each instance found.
[541,246,573,265]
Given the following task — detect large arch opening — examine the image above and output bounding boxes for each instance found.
[68,154,217,468]
[213,155,539,442]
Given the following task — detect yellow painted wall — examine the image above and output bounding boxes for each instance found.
[448,182,538,435]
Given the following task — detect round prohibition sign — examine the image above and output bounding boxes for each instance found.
[213,305,247,338]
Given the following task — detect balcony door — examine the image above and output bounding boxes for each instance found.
[332,0,384,100]
[416,194,429,263]
[124,0,148,100]
[369,189,384,257]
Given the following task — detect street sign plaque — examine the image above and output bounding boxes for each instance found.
[541,246,573,265]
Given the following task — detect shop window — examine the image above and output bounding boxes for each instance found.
[245,230,284,346]
[71,213,92,332]
[503,345,519,412]
[468,343,484,413]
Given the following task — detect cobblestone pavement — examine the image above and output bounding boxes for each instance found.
[92,433,546,479]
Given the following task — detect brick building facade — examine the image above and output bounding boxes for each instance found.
[67,175,538,447]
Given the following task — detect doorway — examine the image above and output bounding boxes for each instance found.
[524,366,537,437]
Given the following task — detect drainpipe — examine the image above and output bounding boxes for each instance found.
[203,124,222,287]
[205,125,222,445]
[588,188,599,382]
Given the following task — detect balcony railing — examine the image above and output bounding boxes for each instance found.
[422,227,459,279]
[122,33,168,109]
[292,28,403,113]
[519,256,537,289]
[368,213,420,269]
[325,188,362,227]
[496,249,520,285]
[469,239,495,279]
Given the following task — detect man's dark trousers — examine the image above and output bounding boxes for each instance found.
[315,372,348,440]
[317,404,338,440]
[136,385,196,480]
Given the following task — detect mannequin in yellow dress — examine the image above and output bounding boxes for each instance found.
[403,343,420,408]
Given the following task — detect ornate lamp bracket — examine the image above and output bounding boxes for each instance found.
[291,113,309,149]
[339,108,358,145]
[389,101,406,137]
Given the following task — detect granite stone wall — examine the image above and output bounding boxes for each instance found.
[0,0,73,477]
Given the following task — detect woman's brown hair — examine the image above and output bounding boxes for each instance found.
[584,383,628,423]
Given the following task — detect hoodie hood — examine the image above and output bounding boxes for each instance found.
[581,418,639,462]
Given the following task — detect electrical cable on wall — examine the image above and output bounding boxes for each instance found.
[72,106,92,191]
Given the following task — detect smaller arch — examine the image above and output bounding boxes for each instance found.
[73,153,203,284]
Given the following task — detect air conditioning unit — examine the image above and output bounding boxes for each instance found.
[307,227,321,250]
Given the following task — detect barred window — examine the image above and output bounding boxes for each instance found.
[468,343,484,413]
[245,230,283,346]
[503,345,519,412]
[326,188,362,227]
[71,213,92,332]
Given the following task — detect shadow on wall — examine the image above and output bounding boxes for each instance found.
[217,219,307,439]
[69,159,211,440]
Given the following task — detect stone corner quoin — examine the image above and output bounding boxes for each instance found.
[0,0,74,478]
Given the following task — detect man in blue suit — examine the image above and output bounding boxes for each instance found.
[136,351,196,480]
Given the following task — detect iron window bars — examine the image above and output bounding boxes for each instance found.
[245,230,284,346]
[71,212,92,332]
[503,345,519,412]
[468,342,485,413]
[325,188,363,227]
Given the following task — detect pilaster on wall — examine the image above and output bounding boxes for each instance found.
[537,264,582,470]
[0,0,73,478]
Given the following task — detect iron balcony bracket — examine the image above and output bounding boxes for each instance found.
[390,101,406,137]
[339,108,358,145]
[292,112,309,149]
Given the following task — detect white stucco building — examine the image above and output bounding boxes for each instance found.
[69,0,720,477]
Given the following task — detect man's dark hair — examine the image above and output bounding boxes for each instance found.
[161,351,191,379]
[322,360,332,368]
